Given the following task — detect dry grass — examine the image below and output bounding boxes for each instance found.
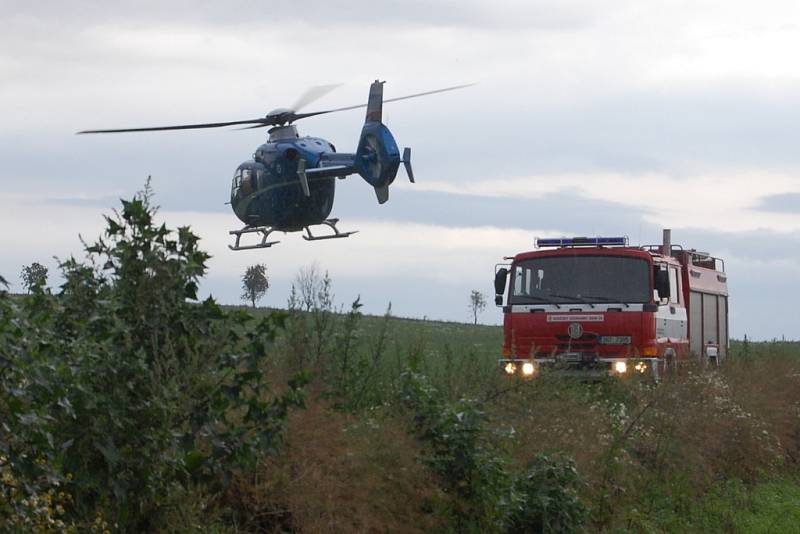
[226,385,446,533]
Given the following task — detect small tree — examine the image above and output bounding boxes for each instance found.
[286,263,336,365]
[291,262,327,312]
[469,289,486,325]
[20,262,48,293]
[241,263,269,308]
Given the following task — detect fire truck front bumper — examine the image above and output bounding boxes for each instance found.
[499,355,662,380]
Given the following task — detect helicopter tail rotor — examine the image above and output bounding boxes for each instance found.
[354,80,403,204]
[402,147,414,183]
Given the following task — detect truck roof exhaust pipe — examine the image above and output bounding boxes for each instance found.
[662,228,672,256]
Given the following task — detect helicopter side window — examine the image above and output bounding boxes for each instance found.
[232,169,242,196]
[241,168,253,195]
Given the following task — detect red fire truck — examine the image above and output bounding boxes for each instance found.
[494,231,729,379]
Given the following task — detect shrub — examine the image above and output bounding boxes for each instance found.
[402,371,586,533]
[0,186,306,532]
[509,454,586,534]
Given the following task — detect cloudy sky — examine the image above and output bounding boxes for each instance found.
[2,0,799,339]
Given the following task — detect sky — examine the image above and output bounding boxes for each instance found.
[2,0,799,339]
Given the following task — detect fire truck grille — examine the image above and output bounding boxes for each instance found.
[555,343,595,350]
[554,334,598,341]
[557,352,602,370]
[551,334,597,352]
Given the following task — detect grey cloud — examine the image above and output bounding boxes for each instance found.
[407,85,800,180]
[44,196,123,208]
[755,193,800,213]
[2,0,595,31]
[673,227,800,264]
[333,186,651,237]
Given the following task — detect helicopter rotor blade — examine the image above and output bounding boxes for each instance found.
[292,83,476,122]
[77,118,271,134]
[235,123,271,130]
[290,84,342,112]
[77,82,475,134]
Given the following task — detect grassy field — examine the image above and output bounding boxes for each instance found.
[236,299,800,533]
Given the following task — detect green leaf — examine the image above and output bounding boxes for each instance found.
[184,449,207,474]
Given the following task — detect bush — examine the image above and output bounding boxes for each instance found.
[509,454,586,534]
[0,186,306,532]
[402,371,586,533]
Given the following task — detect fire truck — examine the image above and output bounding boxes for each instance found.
[494,231,729,380]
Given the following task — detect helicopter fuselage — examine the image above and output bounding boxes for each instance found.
[231,126,351,231]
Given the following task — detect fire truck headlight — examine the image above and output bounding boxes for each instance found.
[614,361,628,374]
[504,363,517,375]
[522,362,535,376]
[634,361,647,374]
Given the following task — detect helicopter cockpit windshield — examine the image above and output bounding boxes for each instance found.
[232,167,258,198]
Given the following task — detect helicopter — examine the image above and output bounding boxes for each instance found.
[78,80,471,250]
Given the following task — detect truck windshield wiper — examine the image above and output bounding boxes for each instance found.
[515,295,561,308]
[547,293,595,308]
[581,295,630,308]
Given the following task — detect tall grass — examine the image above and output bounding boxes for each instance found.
[251,264,799,532]
[267,287,800,533]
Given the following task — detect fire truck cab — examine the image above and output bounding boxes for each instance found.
[494,231,729,380]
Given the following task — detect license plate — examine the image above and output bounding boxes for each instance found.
[600,336,631,345]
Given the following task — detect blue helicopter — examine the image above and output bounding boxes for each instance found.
[79,81,470,250]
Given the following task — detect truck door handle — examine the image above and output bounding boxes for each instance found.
[670,306,676,314]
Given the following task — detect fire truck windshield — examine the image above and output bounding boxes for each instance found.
[510,255,650,305]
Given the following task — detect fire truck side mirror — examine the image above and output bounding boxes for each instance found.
[494,268,508,303]
[654,266,670,301]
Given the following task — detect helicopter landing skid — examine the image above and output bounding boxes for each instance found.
[302,219,358,242]
[228,226,281,251]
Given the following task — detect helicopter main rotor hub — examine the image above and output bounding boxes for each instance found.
[268,124,300,141]
[265,108,296,125]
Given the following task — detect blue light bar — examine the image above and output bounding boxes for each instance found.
[535,236,628,248]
